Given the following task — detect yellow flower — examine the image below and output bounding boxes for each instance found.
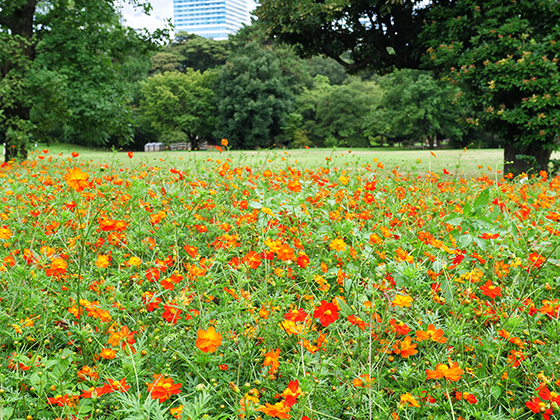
[329,238,347,252]
[391,294,413,308]
[400,392,420,407]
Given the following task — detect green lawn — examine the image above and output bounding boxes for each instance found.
[30,144,560,178]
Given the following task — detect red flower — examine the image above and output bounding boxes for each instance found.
[313,300,339,327]
[526,397,553,420]
[296,253,310,268]
[148,374,182,403]
[163,303,182,324]
[480,281,502,299]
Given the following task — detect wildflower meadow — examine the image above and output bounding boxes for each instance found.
[1,145,559,420]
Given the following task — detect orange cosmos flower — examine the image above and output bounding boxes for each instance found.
[99,348,117,359]
[493,260,509,279]
[170,405,183,419]
[263,348,280,375]
[400,392,420,407]
[126,256,142,267]
[352,374,373,388]
[392,336,418,358]
[257,402,290,419]
[162,303,182,324]
[64,167,89,192]
[221,138,228,147]
[391,294,413,308]
[95,254,111,268]
[71,151,79,158]
[195,327,222,353]
[329,238,347,252]
[415,324,447,343]
[0,226,12,240]
[46,258,67,277]
[128,151,133,158]
[148,374,182,403]
[528,252,546,270]
[426,361,464,382]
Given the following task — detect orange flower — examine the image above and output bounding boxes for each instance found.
[263,348,280,375]
[148,374,182,403]
[415,324,447,343]
[329,238,347,252]
[391,294,413,308]
[64,167,89,192]
[0,226,12,240]
[128,151,133,158]
[95,254,111,268]
[426,361,464,382]
[170,405,183,419]
[257,402,290,419]
[392,336,418,358]
[195,327,222,353]
[46,258,67,277]
[313,300,339,327]
[493,260,509,279]
[221,138,228,146]
[126,256,142,267]
[99,348,117,359]
[400,392,420,407]
[352,374,373,388]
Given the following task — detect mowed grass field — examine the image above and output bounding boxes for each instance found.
[30,144,560,178]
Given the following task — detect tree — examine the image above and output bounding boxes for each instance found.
[214,42,294,149]
[254,0,428,74]
[0,0,168,161]
[140,70,217,149]
[422,0,560,174]
[255,0,560,174]
[172,32,229,73]
[363,70,464,148]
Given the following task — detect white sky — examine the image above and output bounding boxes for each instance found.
[120,0,257,34]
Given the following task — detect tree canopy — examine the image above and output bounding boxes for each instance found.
[0,0,168,161]
[140,70,217,149]
[214,42,294,150]
[256,0,560,174]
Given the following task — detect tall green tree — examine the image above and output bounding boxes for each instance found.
[214,42,294,149]
[256,0,560,174]
[140,70,217,149]
[422,0,560,174]
[296,77,381,147]
[0,0,168,161]
[363,70,464,148]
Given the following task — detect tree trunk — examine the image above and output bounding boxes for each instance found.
[503,142,552,176]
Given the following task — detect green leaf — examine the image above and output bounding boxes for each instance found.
[0,407,14,420]
[458,234,473,248]
[490,385,503,399]
[249,201,262,209]
[445,217,463,226]
[336,297,353,318]
[473,189,490,211]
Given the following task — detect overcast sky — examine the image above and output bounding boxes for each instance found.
[120,0,257,34]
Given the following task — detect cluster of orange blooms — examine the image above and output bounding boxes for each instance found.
[1,150,560,420]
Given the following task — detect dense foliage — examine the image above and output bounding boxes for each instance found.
[1,151,560,419]
[0,0,168,161]
[255,0,560,173]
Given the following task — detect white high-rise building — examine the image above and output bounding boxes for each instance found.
[173,0,251,40]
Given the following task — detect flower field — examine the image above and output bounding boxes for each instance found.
[1,148,560,420]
